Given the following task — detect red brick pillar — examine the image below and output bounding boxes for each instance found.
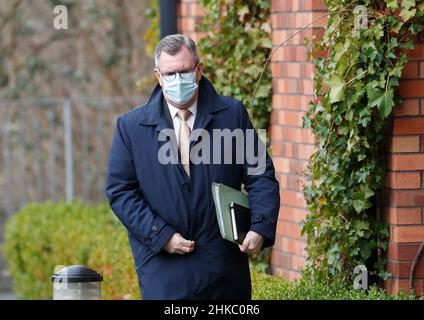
[269,0,326,280]
[177,0,205,42]
[384,41,424,296]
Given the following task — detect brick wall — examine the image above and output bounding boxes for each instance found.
[177,0,205,43]
[383,41,424,296]
[176,0,424,294]
[268,0,326,281]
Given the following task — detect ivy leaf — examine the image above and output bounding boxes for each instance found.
[379,91,395,118]
[327,74,345,103]
[402,0,416,10]
[303,115,312,128]
[255,84,271,98]
[361,184,374,199]
[367,86,383,107]
[260,22,271,33]
[355,220,370,231]
[388,16,404,33]
[400,8,416,22]
[327,243,340,266]
[244,65,262,77]
[237,5,249,21]
[366,87,394,118]
[386,0,399,9]
[360,240,376,260]
[409,23,424,35]
[261,37,272,49]
[353,199,366,213]
[358,154,366,161]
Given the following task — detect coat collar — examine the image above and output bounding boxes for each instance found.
[138,76,228,132]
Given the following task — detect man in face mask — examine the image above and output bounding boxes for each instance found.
[106,34,280,300]
[154,41,201,109]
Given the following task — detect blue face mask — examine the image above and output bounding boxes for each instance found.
[162,71,198,105]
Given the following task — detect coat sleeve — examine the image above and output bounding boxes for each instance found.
[105,116,175,254]
[239,103,280,249]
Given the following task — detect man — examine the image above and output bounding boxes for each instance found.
[105,34,279,300]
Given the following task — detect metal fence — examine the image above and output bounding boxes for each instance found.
[0,96,145,217]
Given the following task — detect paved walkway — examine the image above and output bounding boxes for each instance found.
[0,291,16,300]
[0,256,16,300]
[1,211,16,300]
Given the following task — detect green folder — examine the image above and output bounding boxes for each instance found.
[211,182,250,244]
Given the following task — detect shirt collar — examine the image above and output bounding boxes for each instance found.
[166,99,198,120]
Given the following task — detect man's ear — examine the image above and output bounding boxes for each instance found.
[196,62,203,82]
[154,69,163,87]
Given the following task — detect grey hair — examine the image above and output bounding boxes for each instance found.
[154,34,200,69]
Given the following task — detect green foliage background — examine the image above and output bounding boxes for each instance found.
[302,0,424,281]
[3,202,141,300]
[198,0,273,130]
[143,0,160,56]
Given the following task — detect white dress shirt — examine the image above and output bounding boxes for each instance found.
[166,100,197,145]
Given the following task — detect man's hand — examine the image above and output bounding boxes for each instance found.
[163,233,195,255]
[239,231,264,254]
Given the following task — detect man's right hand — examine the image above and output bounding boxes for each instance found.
[163,233,195,255]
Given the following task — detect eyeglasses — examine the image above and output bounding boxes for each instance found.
[157,64,199,82]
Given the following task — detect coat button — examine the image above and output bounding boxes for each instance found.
[182,182,190,190]
[152,225,158,232]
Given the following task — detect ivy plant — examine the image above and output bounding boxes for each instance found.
[302,0,424,281]
[198,0,273,130]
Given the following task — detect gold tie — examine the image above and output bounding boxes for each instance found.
[177,109,192,177]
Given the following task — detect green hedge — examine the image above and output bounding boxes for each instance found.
[3,202,140,300]
[251,268,418,300]
[2,202,418,300]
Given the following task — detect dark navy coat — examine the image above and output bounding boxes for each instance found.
[105,77,280,300]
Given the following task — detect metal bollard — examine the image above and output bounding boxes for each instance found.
[51,265,103,300]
